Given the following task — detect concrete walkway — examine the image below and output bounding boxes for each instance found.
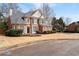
[0,33,79,50]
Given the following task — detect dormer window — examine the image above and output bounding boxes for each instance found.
[21,17,25,21]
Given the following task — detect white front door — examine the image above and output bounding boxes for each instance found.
[32,26,36,34]
[23,26,27,34]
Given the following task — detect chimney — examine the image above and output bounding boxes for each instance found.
[7,9,13,29]
[9,9,13,16]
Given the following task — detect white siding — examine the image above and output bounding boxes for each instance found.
[12,25,15,29]
[25,18,30,24]
[32,11,41,17]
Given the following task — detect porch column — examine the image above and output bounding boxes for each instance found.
[29,17,32,36]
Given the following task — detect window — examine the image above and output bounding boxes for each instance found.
[13,25,15,29]
[20,25,24,29]
[34,19,37,24]
[25,18,30,24]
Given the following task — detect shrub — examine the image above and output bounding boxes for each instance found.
[63,29,69,32]
[47,31,56,33]
[36,30,56,34]
[76,28,79,33]
[5,29,23,37]
[43,31,47,34]
[0,22,8,31]
[36,31,41,34]
[51,30,56,33]
[63,28,79,33]
[63,27,79,33]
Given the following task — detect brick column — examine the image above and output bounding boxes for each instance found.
[29,17,32,36]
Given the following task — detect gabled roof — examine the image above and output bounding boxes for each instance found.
[10,9,25,24]
[69,21,79,26]
[10,8,52,25]
[10,9,42,24]
[23,9,42,18]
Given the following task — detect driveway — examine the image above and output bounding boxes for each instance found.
[1,40,79,56]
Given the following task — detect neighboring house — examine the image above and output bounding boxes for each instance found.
[67,21,79,32]
[8,9,52,35]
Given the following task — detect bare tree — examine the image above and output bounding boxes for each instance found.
[0,3,20,16]
[41,3,55,18]
[0,3,20,23]
[0,4,9,15]
[7,3,19,10]
[65,17,72,25]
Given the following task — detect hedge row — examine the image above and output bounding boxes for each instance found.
[5,29,23,37]
[36,31,56,34]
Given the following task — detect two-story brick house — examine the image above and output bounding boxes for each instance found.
[8,8,52,35]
